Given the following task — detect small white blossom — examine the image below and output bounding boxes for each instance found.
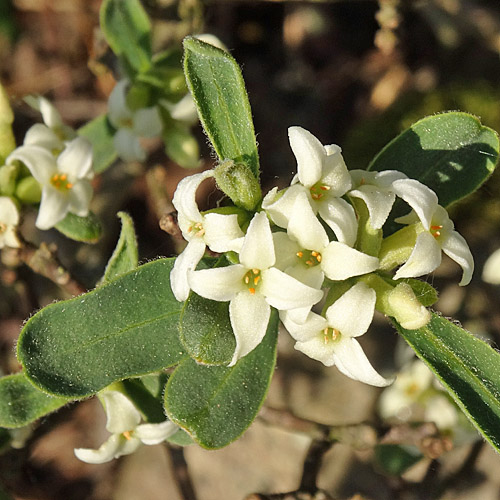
[0,196,21,248]
[482,248,500,285]
[170,170,245,302]
[8,137,94,230]
[348,169,439,230]
[281,282,392,387]
[188,211,324,366]
[394,205,474,286]
[263,127,357,245]
[74,391,178,464]
[108,79,163,162]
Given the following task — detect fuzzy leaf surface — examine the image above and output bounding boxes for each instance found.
[165,310,279,449]
[18,259,186,398]
[395,313,500,452]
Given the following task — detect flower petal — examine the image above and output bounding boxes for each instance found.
[325,282,375,338]
[318,198,358,246]
[170,238,206,302]
[74,434,133,464]
[332,337,393,387]
[172,170,214,233]
[57,137,93,180]
[320,147,351,197]
[36,187,69,229]
[321,242,379,281]
[272,232,301,271]
[441,230,474,286]
[394,231,442,280]
[203,213,244,252]
[0,197,19,225]
[391,179,438,231]
[288,126,324,187]
[288,191,328,250]
[229,291,270,366]
[281,310,327,342]
[108,79,132,127]
[113,128,145,162]
[294,334,337,366]
[239,211,275,270]
[135,420,179,445]
[102,391,141,434]
[188,265,246,302]
[7,145,56,185]
[68,180,93,217]
[262,184,306,229]
[348,185,395,230]
[23,123,63,151]
[260,267,323,310]
[133,107,163,138]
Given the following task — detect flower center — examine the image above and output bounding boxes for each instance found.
[122,430,133,441]
[310,182,330,201]
[430,224,443,239]
[0,222,6,234]
[323,327,341,344]
[243,268,261,295]
[50,173,73,191]
[296,249,322,267]
[187,222,205,237]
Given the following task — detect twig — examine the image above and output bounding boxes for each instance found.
[166,445,198,500]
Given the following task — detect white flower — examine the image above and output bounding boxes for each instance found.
[281,282,392,387]
[188,211,324,366]
[263,127,357,245]
[348,169,439,230]
[7,137,94,230]
[108,79,163,162]
[394,205,474,286]
[0,197,21,248]
[74,391,178,464]
[482,248,500,285]
[170,170,245,302]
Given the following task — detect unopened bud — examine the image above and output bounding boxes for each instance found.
[387,282,431,330]
[16,176,42,204]
[214,159,262,211]
[0,164,18,196]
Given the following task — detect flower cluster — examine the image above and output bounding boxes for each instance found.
[170,126,474,386]
[4,96,94,230]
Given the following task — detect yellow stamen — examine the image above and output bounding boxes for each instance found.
[249,287,256,295]
[296,251,303,258]
[253,276,261,285]
[245,276,250,284]
[316,254,322,263]
[122,431,132,441]
[320,185,330,191]
[252,268,259,275]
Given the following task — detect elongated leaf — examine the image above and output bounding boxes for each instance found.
[78,115,117,174]
[18,258,186,398]
[0,373,68,428]
[368,112,499,211]
[394,313,500,451]
[102,211,138,283]
[183,37,260,178]
[55,211,102,243]
[100,0,152,73]
[179,292,236,365]
[165,310,279,449]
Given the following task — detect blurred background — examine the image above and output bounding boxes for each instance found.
[2,0,500,499]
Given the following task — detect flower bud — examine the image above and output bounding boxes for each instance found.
[214,159,262,211]
[386,282,431,330]
[0,163,18,196]
[15,176,42,204]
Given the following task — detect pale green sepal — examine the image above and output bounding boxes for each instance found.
[386,283,431,330]
[101,211,138,284]
[165,310,279,449]
[55,211,102,243]
[350,196,382,257]
[0,164,18,196]
[378,224,421,271]
[0,83,16,163]
[15,176,41,204]
[394,313,500,453]
[0,373,69,429]
[183,37,260,178]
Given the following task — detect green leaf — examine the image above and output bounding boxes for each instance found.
[374,444,422,476]
[78,115,117,174]
[17,258,186,398]
[394,313,500,452]
[102,212,138,283]
[179,292,236,366]
[0,373,68,429]
[165,310,279,449]
[368,112,499,226]
[183,37,260,178]
[100,0,152,74]
[55,211,102,243]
